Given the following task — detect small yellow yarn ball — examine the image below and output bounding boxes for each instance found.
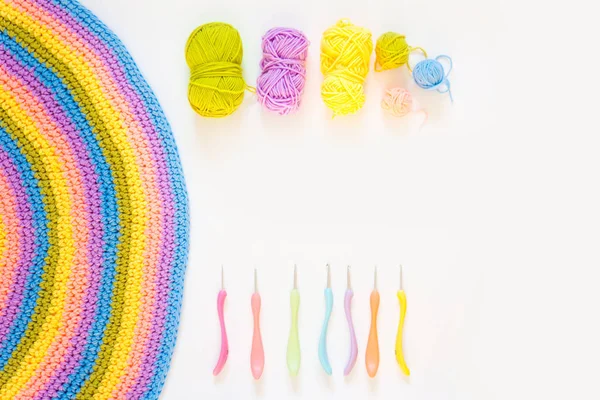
[375,32,427,71]
[375,32,410,71]
[320,19,373,116]
[185,22,248,118]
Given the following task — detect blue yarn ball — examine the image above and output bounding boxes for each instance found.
[412,55,453,101]
[413,59,445,89]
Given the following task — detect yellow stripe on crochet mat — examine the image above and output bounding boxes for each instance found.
[0,5,148,400]
[0,85,75,400]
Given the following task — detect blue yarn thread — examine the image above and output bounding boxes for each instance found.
[412,55,453,102]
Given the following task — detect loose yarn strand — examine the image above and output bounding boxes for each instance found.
[320,19,373,116]
[257,27,309,115]
[185,22,254,117]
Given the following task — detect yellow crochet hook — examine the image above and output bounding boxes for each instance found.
[395,265,410,375]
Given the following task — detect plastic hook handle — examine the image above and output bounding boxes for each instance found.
[212,290,228,376]
[365,290,380,378]
[318,288,333,375]
[286,288,301,376]
[395,290,410,375]
[251,293,264,379]
[343,289,357,376]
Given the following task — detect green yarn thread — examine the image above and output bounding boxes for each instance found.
[185,22,254,118]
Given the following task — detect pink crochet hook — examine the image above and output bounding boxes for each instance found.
[213,266,228,376]
[251,268,265,379]
[344,266,358,376]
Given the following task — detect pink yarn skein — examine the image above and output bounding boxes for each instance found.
[381,87,428,128]
[257,27,309,115]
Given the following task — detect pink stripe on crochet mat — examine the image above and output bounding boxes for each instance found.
[0,139,36,347]
[0,166,22,316]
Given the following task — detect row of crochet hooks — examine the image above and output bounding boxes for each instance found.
[212,265,409,379]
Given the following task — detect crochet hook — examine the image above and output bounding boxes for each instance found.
[365,266,380,378]
[318,264,333,375]
[213,265,228,376]
[395,265,410,375]
[251,268,264,379]
[287,265,301,376]
[343,265,357,376]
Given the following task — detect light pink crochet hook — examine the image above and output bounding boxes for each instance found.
[213,266,228,376]
[251,268,265,379]
[344,266,358,376]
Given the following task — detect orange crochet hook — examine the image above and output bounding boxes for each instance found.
[365,267,380,378]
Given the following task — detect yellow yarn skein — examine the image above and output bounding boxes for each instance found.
[320,19,373,116]
[185,22,254,118]
[375,32,427,72]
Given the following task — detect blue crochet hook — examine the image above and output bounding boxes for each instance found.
[318,264,333,375]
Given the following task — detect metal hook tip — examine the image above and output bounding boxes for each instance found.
[293,264,297,289]
[254,268,258,293]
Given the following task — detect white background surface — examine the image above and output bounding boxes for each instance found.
[81,0,600,399]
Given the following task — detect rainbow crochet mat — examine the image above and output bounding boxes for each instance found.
[0,1,189,399]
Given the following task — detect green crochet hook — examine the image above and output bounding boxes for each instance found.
[286,265,301,376]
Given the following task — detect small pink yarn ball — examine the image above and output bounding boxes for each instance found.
[381,87,414,117]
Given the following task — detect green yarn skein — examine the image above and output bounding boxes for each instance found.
[185,22,252,117]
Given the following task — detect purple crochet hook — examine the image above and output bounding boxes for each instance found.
[344,266,358,375]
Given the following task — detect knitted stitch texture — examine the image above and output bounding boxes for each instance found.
[0,1,189,399]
